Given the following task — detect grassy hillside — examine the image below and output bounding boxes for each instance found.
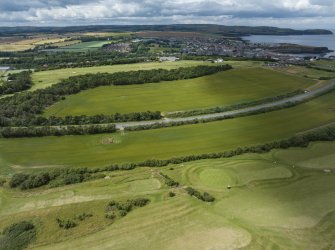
[0,142,334,249]
[44,68,314,116]
[1,89,335,172]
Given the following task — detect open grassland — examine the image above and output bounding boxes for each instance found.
[44,67,314,116]
[31,61,215,91]
[80,32,133,37]
[0,142,334,249]
[311,59,335,71]
[275,65,335,80]
[1,89,335,172]
[49,41,113,52]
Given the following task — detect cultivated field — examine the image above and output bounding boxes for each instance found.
[44,67,314,116]
[48,41,113,52]
[31,61,215,90]
[0,142,334,249]
[0,37,67,52]
[1,89,335,172]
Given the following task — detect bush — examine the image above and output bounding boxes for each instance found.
[169,192,176,197]
[0,178,6,187]
[0,221,36,250]
[56,218,77,229]
[185,187,215,202]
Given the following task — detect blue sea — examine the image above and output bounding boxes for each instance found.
[243,31,335,56]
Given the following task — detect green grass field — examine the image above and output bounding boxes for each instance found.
[44,67,314,116]
[1,89,335,173]
[31,61,214,91]
[0,142,334,249]
[48,41,112,52]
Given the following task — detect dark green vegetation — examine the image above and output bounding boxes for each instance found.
[0,124,116,138]
[105,198,150,219]
[185,187,215,202]
[0,221,36,250]
[9,168,106,190]
[36,111,161,126]
[0,71,32,95]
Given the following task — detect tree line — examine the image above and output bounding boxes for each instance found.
[0,65,231,126]
[29,111,161,126]
[0,124,116,138]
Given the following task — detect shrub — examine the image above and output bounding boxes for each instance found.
[169,192,176,197]
[0,221,36,250]
[56,218,77,229]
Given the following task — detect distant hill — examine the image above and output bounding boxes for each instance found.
[0,24,332,37]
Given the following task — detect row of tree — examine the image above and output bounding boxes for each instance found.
[185,187,215,202]
[29,111,161,126]
[0,124,116,138]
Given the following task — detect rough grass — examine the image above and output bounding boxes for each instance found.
[31,61,214,91]
[44,67,314,116]
[1,89,335,171]
[0,142,334,249]
[0,37,66,52]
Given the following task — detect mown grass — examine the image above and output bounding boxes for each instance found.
[44,67,314,116]
[48,41,113,52]
[0,142,334,249]
[1,89,335,172]
[31,61,213,91]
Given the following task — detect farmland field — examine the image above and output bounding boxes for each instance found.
[44,67,314,116]
[0,142,334,249]
[31,61,217,90]
[49,41,113,52]
[1,89,335,172]
[0,37,67,52]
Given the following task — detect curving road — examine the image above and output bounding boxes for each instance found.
[115,79,335,130]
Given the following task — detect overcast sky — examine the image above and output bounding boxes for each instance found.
[0,0,334,29]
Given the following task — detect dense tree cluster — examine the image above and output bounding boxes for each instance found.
[9,168,106,190]
[185,187,215,202]
[0,71,32,95]
[0,124,116,138]
[0,221,36,250]
[0,65,231,127]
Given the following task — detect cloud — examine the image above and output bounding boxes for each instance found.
[0,0,334,28]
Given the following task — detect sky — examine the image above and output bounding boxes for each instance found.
[0,0,334,29]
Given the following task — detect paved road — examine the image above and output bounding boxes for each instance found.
[115,80,335,130]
